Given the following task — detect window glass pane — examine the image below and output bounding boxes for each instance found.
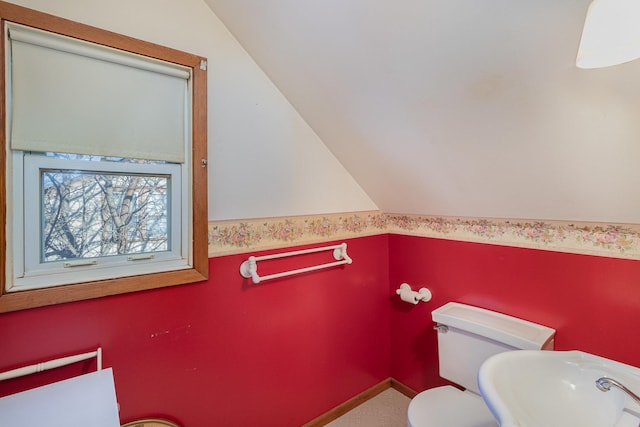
[41,169,170,262]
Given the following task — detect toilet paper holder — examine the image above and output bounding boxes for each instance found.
[396,283,432,304]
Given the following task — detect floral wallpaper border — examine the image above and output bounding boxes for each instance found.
[208,211,640,260]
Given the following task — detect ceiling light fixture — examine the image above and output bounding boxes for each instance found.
[576,0,640,68]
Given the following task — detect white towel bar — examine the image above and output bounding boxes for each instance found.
[240,242,352,284]
[0,348,102,382]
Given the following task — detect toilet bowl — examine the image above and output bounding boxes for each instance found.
[407,302,555,427]
[408,385,495,427]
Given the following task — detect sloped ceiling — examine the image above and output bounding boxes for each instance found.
[205,0,640,224]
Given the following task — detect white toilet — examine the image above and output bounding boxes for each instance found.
[407,302,556,427]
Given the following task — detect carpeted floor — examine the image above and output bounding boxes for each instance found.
[324,388,411,427]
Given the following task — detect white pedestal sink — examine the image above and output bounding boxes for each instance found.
[478,350,640,427]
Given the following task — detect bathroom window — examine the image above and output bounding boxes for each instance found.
[14,152,184,290]
[1,5,208,312]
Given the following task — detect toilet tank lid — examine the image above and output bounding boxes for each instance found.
[432,302,556,350]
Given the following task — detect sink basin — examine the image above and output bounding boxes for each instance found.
[478,350,640,427]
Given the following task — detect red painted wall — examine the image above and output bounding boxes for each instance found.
[0,235,390,426]
[3,232,640,425]
[389,234,640,392]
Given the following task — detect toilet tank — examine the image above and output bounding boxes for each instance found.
[432,302,555,394]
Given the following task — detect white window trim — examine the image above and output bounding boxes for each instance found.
[8,153,190,292]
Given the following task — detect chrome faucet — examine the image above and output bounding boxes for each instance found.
[596,377,640,406]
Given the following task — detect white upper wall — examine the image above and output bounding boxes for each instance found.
[8,0,378,221]
[206,0,640,224]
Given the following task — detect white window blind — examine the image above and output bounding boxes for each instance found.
[7,23,190,163]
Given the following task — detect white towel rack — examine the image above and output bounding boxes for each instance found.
[0,348,102,382]
[240,242,352,284]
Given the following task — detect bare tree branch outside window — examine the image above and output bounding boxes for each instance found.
[41,157,170,262]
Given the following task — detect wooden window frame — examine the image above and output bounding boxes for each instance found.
[0,1,208,313]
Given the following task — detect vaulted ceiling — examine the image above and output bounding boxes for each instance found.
[205,0,640,223]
